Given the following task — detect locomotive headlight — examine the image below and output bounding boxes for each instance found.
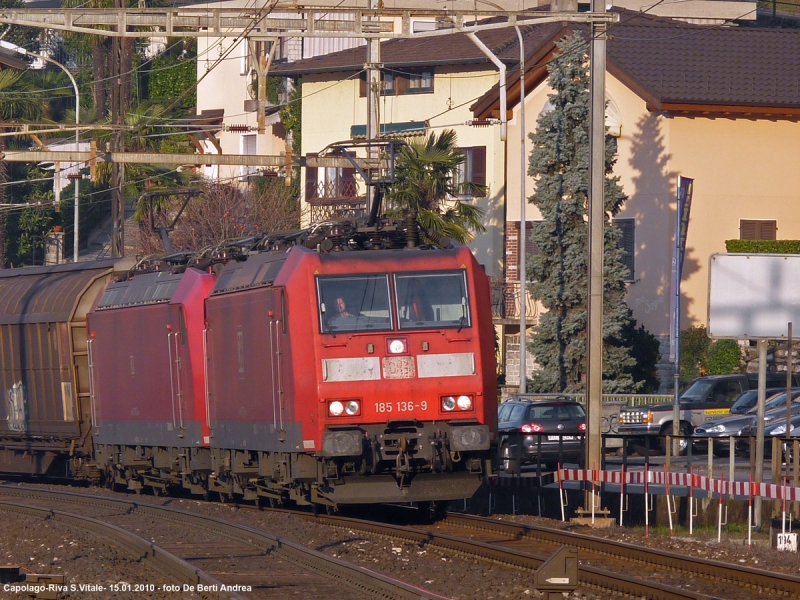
[387,337,408,354]
[442,396,456,411]
[456,395,473,410]
[344,400,360,416]
[329,401,345,417]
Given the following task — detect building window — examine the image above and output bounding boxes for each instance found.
[452,146,486,197]
[740,219,776,240]
[359,68,434,97]
[407,70,433,93]
[614,218,635,281]
[240,134,257,179]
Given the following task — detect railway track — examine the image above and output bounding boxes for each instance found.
[302,510,800,599]
[0,500,240,600]
[0,484,447,600]
[6,482,797,599]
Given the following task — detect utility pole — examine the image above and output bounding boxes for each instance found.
[110,0,124,257]
[365,0,381,220]
[586,0,607,510]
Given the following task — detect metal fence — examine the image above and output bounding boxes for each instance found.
[508,393,673,406]
[490,279,538,322]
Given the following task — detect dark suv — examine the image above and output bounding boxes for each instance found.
[497,397,586,473]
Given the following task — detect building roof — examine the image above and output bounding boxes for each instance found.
[270,19,564,75]
[474,12,800,117]
[272,8,800,116]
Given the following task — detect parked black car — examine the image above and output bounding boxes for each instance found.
[497,397,586,473]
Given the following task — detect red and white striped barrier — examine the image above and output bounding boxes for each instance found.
[556,468,800,502]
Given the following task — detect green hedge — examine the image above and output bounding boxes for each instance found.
[725,239,800,254]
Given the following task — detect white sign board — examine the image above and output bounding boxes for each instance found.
[777,532,797,552]
[708,254,800,339]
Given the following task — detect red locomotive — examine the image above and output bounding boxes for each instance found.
[0,220,497,508]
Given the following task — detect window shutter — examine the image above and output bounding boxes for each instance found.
[760,220,777,240]
[518,222,540,268]
[614,219,635,281]
[740,220,757,240]
[471,146,486,196]
[740,219,777,240]
[395,72,408,95]
[305,154,318,202]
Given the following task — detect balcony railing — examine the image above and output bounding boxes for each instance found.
[491,279,538,324]
[307,181,365,221]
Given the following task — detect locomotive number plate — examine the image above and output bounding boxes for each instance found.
[382,356,416,379]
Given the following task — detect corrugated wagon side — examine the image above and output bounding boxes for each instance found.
[0,259,120,479]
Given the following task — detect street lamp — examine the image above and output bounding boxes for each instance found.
[1,42,81,262]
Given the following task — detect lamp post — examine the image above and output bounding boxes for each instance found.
[2,43,80,262]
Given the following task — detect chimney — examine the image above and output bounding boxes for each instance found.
[551,0,578,11]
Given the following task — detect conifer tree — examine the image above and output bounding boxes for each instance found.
[526,31,639,393]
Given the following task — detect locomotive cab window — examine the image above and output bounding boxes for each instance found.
[394,271,470,330]
[317,275,392,333]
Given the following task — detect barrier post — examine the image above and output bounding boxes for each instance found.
[644,461,650,537]
[748,473,753,549]
[783,476,787,535]
[619,463,625,527]
[717,472,724,543]
[729,436,735,484]
[689,466,694,536]
[591,463,596,526]
[708,437,713,477]
[794,439,800,520]
[664,464,673,536]
[558,463,566,523]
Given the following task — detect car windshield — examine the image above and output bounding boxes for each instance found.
[317,275,392,333]
[680,380,715,401]
[731,390,759,412]
[498,403,515,422]
[395,271,470,330]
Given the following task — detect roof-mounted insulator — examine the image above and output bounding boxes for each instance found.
[468,119,496,128]
[226,124,252,133]
[67,173,85,181]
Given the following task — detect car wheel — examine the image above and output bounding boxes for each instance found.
[659,423,692,456]
[500,443,518,475]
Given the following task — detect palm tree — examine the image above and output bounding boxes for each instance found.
[385,129,486,243]
[0,70,52,266]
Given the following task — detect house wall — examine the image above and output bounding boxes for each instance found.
[300,64,506,278]
[196,31,286,182]
[505,70,800,384]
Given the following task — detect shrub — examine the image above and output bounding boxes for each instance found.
[706,339,742,375]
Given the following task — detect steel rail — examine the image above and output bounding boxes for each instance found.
[443,512,800,597]
[0,485,448,600]
[0,500,243,600]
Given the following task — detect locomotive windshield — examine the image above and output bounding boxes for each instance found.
[317,275,393,333]
[395,271,470,330]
